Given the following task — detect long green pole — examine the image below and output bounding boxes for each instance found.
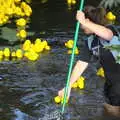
[61,0,85,114]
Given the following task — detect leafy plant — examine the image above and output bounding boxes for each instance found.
[99,0,120,8]
[104,45,120,64]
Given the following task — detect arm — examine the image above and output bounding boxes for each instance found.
[82,20,113,40]
[58,60,88,99]
[76,11,113,40]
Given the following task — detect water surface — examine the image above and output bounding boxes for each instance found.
[0,0,119,120]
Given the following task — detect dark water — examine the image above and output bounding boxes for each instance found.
[0,0,119,120]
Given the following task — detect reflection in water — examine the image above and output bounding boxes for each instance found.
[13,109,33,120]
[0,44,107,120]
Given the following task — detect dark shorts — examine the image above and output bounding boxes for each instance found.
[100,48,120,106]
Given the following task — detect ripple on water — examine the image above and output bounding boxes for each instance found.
[0,46,106,120]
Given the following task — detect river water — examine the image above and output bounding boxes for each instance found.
[0,0,119,120]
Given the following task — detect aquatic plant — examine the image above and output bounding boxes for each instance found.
[99,0,120,8]
[104,45,120,64]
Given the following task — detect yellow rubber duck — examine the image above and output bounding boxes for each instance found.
[61,97,69,104]
[41,40,48,48]
[54,96,61,104]
[16,49,23,58]
[0,50,3,56]
[77,80,84,89]
[77,76,85,89]
[106,11,116,21]
[0,14,5,25]
[96,67,105,77]
[0,20,4,25]
[14,0,21,3]
[2,16,9,24]
[67,0,72,4]
[75,47,79,54]
[71,76,85,89]
[65,39,74,49]
[17,29,27,39]
[71,82,78,88]
[11,51,16,57]
[21,2,32,17]
[14,7,23,16]
[6,7,13,16]
[67,47,79,55]
[54,95,69,104]
[24,51,29,57]
[30,43,34,50]
[33,43,44,53]
[45,45,51,51]
[3,48,10,57]
[35,38,41,44]
[77,76,85,81]
[72,0,76,4]
[26,50,39,61]
[22,39,31,51]
[16,18,27,27]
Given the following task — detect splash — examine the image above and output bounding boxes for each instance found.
[38,110,63,120]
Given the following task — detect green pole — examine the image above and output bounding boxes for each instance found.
[61,0,85,114]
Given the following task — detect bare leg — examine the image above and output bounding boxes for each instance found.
[69,60,88,86]
[58,60,88,99]
[104,103,120,117]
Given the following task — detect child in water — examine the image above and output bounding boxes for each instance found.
[58,6,120,117]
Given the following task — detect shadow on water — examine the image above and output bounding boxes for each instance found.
[0,0,120,120]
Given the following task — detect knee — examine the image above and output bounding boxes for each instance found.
[76,60,88,67]
[104,103,120,117]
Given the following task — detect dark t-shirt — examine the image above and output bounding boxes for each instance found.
[99,25,120,106]
[83,25,120,105]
